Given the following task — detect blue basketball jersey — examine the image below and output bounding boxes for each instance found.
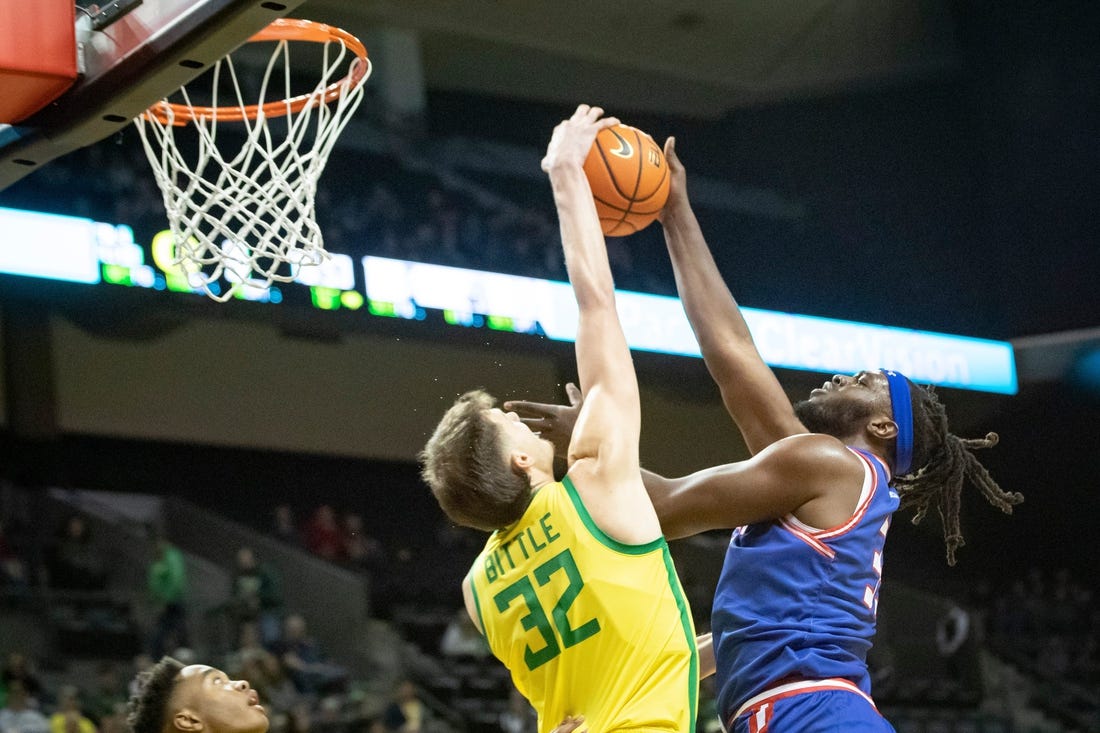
[712,448,900,722]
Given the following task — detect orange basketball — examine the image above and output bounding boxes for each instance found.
[583,123,670,237]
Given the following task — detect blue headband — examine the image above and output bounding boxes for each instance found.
[881,369,914,475]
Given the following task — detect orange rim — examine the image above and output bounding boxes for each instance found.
[142,18,369,126]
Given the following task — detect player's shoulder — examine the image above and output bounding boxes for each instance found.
[561,460,661,545]
[759,433,865,477]
[766,431,856,458]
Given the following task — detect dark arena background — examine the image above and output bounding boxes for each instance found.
[0,2,1098,732]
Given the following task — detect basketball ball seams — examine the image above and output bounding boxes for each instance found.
[609,127,645,233]
[626,127,645,219]
[593,193,664,216]
[583,122,669,236]
[595,134,637,203]
[601,127,639,232]
[638,150,669,201]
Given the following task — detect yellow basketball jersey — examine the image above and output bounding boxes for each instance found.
[468,476,697,733]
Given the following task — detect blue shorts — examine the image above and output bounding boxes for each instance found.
[729,685,895,733]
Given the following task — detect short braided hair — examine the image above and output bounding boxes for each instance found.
[894,382,1024,565]
[128,657,184,733]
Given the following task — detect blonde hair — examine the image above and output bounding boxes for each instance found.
[420,390,532,531]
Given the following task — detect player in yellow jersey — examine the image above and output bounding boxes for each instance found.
[421,104,703,733]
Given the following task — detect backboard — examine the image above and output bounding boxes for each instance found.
[0,0,306,191]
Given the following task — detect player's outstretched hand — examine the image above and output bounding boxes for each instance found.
[504,382,583,458]
[550,715,587,733]
[658,136,690,221]
[542,104,619,173]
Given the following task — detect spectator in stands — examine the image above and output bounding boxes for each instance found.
[285,702,312,733]
[1024,567,1049,637]
[991,579,1031,653]
[147,531,189,658]
[1075,629,1099,684]
[362,183,405,258]
[84,664,127,727]
[228,547,283,646]
[438,609,489,660]
[498,686,536,733]
[127,656,153,699]
[1049,567,1082,637]
[49,686,97,733]
[378,680,427,733]
[423,188,466,268]
[93,704,128,733]
[1,654,43,707]
[0,519,29,601]
[224,623,296,714]
[271,614,348,695]
[1036,634,1071,680]
[314,696,346,733]
[47,515,107,592]
[340,514,382,573]
[272,506,301,547]
[304,507,345,562]
[0,680,49,733]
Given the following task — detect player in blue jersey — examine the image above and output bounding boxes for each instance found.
[505,137,1023,732]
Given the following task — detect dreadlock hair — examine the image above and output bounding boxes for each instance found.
[420,390,534,532]
[128,657,185,733]
[893,381,1024,566]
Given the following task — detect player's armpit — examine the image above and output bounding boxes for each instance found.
[461,573,483,634]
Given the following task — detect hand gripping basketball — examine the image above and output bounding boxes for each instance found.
[542,104,621,173]
[582,122,670,236]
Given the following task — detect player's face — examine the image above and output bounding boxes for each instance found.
[485,408,553,464]
[173,665,268,733]
[794,371,892,438]
[808,370,890,402]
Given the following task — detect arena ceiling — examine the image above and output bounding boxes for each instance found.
[300,0,961,116]
[293,1,1099,350]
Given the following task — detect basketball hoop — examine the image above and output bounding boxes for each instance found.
[134,18,370,301]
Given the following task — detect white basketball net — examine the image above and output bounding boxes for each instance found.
[134,31,369,301]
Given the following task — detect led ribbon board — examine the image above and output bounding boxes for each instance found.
[0,206,105,283]
[362,257,1017,395]
[0,207,1017,394]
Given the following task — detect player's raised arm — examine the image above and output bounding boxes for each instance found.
[542,105,659,544]
[659,138,806,454]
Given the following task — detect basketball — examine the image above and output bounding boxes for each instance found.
[583,123,670,237]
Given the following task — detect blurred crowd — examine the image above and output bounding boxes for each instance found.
[0,129,670,297]
[0,493,519,733]
[0,646,452,733]
[3,483,1100,733]
[983,568,1099,686]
